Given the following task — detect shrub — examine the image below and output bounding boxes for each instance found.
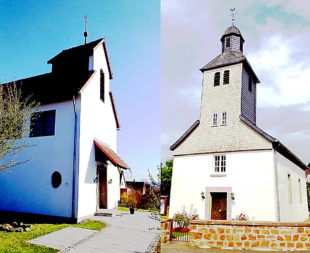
[173,209,199,227]
[127,189,141,208]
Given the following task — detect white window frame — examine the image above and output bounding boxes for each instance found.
[212,113,218,126]
[222,112,227,125]
[212,155,226,176]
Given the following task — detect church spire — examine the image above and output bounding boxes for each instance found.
[220,25,244,53]
[84,15,89,44]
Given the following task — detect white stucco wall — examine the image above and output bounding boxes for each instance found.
[276,151,308,222]
[77,44,119,219]
[169,150,277,221]
[0,101,75,218]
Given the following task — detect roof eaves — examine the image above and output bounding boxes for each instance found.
[200,60,243,72]
[78,70,97,94]
[109,92,120,129]
[240,115,308,170]
[170,120,200,150]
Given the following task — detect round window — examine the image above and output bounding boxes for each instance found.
[51,171,62,188]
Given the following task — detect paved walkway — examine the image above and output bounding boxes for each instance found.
[162,242,309,253]
[29,211,160,253]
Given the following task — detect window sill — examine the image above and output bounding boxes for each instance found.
[210,173,227,177]
[221,124,227,126]
[211,125,218,127]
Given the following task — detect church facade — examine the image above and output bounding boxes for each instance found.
[169,25,308,222]
[0,38,130,222]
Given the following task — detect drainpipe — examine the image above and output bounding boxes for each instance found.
[72,96,77,221]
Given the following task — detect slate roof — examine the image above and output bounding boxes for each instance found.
[11,71,95,105]
[240,115,308,170]
[200,51,260,83]
[221,25,245,42]
[170,115,308,171]
[48,38,113,79]
[224,25,241,35]
[94,139,130,170]
[170,120,200,150]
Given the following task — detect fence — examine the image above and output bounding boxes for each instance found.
[161,219,189,244]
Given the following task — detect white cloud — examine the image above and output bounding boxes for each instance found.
[248,34,310,107]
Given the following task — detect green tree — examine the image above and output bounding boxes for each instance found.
[161,159,173,197]
[0,83,39,171]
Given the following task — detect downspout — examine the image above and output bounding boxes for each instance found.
[273,145,281,221]
[72,96,77,221]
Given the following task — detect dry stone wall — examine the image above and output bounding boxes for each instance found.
[190,220,310,251]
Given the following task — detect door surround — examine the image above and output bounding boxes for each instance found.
[205,187,232,220]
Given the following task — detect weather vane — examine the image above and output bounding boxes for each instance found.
[84,15,89,44]
[230,8,237,26]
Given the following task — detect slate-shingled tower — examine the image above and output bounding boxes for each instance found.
[169,25,308,222]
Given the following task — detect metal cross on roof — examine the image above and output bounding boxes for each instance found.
[230,8,236,26]
[84,15,89,44]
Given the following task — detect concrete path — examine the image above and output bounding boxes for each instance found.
[63,212,160,253]
[28,227,97,250]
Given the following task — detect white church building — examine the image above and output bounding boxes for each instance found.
[169,25,309,222]
[0,38,130,223]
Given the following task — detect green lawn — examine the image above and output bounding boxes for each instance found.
[0,220,106,253]
[118,207,159,213]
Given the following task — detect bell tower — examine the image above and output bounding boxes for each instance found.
[199,25,260,128]
[221,25,244,53]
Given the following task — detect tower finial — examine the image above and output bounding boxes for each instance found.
[84,15,89,44]
[230,8,236,26]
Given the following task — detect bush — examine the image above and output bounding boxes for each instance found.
[127,189,141,208]
[173,209,199,227]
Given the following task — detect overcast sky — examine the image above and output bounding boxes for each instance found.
[0,1,160,181]
[161,0,310,165]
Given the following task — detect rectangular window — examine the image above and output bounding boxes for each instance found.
[30,110,56,137]
[226,37,231,48]
[214,155,226,173]
[214,72,220,86]
[100,70,105,102]
[248,76,252,92]
[223,70,229,85]
[212,113,218,126]
[222,112,227,125]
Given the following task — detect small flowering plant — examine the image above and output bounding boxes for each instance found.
[233,213,249,221]
[173,210,199,227]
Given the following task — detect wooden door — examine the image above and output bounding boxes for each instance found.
[211,192,227,220]
[98,169,107,209]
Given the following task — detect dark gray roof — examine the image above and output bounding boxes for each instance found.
[170,120,200,150]
[200,51,260,83]
[240,115,308,170]
[224,25,241,35]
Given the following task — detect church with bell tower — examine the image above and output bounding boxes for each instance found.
[169,24,308,222]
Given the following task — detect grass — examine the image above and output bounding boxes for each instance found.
[118,207,159,213]
[0,220,106,253]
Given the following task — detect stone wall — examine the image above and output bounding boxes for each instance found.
[161,219,172,244]
[190,220,310,251]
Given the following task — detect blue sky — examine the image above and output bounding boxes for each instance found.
[0,0,160,181]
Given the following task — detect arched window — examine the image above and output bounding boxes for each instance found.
[52,171,62,188]
[214,72,220,86]
[223,70,230,85]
